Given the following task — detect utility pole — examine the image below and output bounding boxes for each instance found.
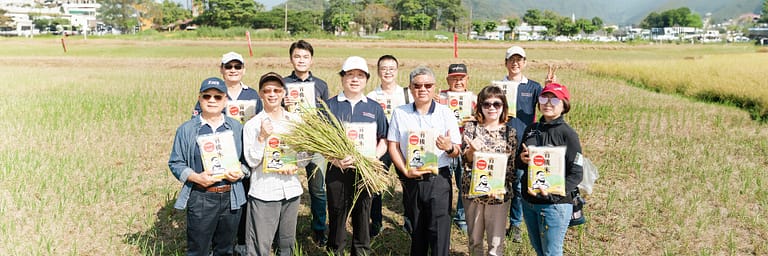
[284,2,288,33]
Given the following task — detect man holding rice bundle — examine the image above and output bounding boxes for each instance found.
[387,66,461,256]
[323,56,389,255]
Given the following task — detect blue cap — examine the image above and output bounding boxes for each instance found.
[199,77,227,94]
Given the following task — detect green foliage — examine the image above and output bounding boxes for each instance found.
[324,0,357,33]
[471,20,484,34]
[640,7,704,29]
[159,0,191,26]
[97,0,139,31]
[763,0,768,23]
[194,26,250,38]
[253,8,322,34]
[195,0,264,29]
[522,9,542,25]
[331,13,352,33]
[591,16,603,28]
[31,17,70,31]
[410,13,432,31]
[483,20,497,33]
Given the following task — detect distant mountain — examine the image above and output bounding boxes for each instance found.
[465,0,763,25]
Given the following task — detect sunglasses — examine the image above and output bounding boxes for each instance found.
[481,101,504,109]
[201,94,225,101]
[411,83,435,90]
[223,63,243,70]
[261,88,285,94]
[538,96,561,105]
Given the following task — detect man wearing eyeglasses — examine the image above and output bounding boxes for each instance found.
[323,56,389,256]
[282,40,332,247]
[169,77,249,256]
[388,66,461,256]
[502,45,543,243]
[192,52,263,125]
[364,54,413,237]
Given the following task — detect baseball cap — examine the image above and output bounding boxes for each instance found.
[541,83,570,101]
[199,77,228,94]
[221,51,244,64]
[447,63,467,76]
[341,56,369,75]
[505,46,526,60]
[258,72,286,89]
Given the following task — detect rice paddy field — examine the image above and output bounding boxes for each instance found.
[0,37,766,255]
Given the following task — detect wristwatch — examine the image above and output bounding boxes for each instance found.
[446,145,455,154]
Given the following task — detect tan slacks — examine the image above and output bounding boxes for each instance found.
[462,198,510,256]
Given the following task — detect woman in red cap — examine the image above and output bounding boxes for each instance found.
[515,83,583,256]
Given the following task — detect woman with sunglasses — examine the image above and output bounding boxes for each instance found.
[515,83,583,256]
[459,85,518,256]
[242,72,308,256]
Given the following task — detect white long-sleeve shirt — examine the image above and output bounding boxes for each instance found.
[243,110,303,201]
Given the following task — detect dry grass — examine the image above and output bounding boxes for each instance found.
[0,38,765,255]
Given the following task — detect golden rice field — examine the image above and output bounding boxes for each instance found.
[0,37,766,255]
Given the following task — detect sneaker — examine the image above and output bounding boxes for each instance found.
[313,230,328,247]
[506,225,522,243]
[234,244,247,256]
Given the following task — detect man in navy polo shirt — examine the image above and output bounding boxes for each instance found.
[169,77,249,256]
[324,56,388,256]
[387,66,461,256]
[193,51,263,122]
[283,40,332,246]
[502,45,543,242]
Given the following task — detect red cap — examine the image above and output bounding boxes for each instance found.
[541,83,570,101]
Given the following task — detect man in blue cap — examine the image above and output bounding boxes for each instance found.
[169,77,250,255]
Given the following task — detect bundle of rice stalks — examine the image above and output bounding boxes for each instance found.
[282,101,391,197]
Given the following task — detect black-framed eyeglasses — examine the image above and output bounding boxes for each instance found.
[481,101,504,109]
[201,94,225,101]
[223,63,243,70]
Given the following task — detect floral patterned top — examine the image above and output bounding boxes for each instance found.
[460,121,518,205]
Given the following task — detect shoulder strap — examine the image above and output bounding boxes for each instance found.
[403,87,410,104]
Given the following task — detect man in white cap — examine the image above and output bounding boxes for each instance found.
[502,45,543,243]
[202,51,264,255]
[193,51,263,123]
[323,56,388,256]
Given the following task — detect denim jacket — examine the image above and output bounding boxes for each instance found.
[168,116,250,210]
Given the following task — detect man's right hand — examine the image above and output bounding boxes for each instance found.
[190,171,222,187]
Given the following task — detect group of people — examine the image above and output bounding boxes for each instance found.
[168,40,584,256]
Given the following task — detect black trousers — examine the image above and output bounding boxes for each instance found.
[403,167,452,256]
[326,165,372,256]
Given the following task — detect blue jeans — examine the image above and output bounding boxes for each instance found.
[452,158,465,223]
[522,201,572,256]
[509,169,524,227]
[306,155,327,232]
[186,189,241,256]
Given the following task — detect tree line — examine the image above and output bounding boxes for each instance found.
[12,0,761,36]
